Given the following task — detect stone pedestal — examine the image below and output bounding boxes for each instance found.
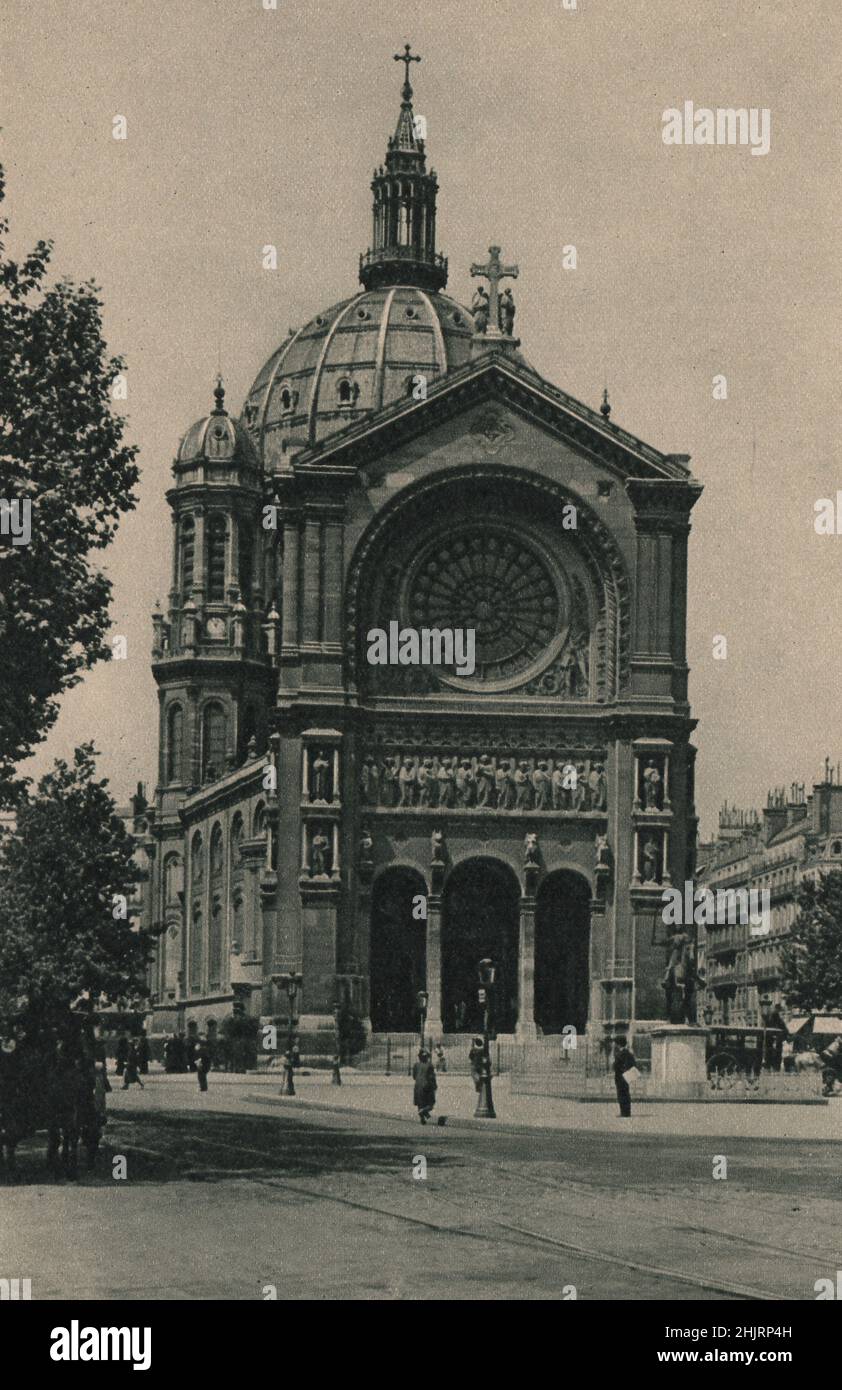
[648,1025,708,1099]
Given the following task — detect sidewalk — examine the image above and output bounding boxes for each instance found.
[131,1069,842,1140]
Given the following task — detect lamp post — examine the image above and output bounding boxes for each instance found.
[475,958,496,1119]
[332,1002,342,1086]
[416,989,428,1058]
[272,971,302,1096]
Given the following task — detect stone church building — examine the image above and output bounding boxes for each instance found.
[141,53,703,1049]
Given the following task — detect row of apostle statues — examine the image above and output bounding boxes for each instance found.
[359,753,608,812]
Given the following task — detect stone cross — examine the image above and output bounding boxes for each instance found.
[394,43,421,99]
[470,246,519,336]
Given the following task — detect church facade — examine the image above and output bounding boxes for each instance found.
[141,53,703,1049]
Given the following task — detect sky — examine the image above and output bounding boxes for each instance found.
[2,0,839,839]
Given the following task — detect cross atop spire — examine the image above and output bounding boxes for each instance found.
[470,246,519,338]
[394,43,421,101]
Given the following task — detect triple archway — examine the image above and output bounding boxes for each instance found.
[368,858,591,1036]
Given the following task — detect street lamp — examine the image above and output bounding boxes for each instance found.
[475,958,496,1119]
[332,1002,342,1086]
[416,989,428,1057]
[272,971,303,1096]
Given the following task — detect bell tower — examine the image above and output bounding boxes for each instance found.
[152,378,276,810]
[359,44,448,293]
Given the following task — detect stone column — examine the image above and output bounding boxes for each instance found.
[302,515,321,641]
[281,517,299,651]
[425,894,443,1037]
[516,896,538,1039]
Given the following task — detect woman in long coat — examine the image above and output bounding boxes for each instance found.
[412,1050,443,1125]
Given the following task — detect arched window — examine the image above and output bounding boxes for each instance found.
[239,524,254,604]
[180,516,194,598]
[191,832,203,884]
[202,702,227,780]
[208,899,223,990]
[833,841,841,855]
[207,516,227,602]
[166,704,183,783]
[164,853,183,907]
[190,903,203,991]
[253,802,267,839]
[210,823,224,880]
[338,378,353,405]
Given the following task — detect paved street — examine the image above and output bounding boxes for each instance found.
[3,1076,840,1300]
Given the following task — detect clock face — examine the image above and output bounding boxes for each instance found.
[206,616,227,640]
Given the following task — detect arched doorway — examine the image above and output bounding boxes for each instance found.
[535,870,591,1034]
[442,858,520,1034]
[370,867,427,1031]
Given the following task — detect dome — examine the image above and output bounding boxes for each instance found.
[242,285,476,467]
[177,383,259,468]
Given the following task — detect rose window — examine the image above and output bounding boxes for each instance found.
[406,528,562,683]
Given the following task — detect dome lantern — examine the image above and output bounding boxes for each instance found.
[359,45,448,294]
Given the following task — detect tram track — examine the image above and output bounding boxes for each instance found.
[106,1120,803,1301]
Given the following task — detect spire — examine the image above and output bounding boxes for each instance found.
[213,374,226,414]
[392,43,422,151]
[360,46,448,293]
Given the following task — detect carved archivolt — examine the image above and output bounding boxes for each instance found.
[345,465,630,700]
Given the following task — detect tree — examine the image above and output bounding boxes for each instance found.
[0,163,139,806]
[0,745,151,1033]
[779,871,842,1013]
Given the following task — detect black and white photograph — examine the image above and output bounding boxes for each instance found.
[0,0,839,1353]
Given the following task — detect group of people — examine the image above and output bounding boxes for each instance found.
[161,1032,214,1090]
[0,1020,110,1179]
[411,1035,640,1123]
[115,1032,148,1089]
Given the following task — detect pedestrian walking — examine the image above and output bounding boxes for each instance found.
[114,1032,129,1078]
[613,1035,638,1117]
[291,1039,302,1070]
[137,1032,150,1075]
[412,1049,445,1125]
[196,1036,212,1093]
[434,1042,447,1073]
[121,1038,144,1090]
[468,1036,484,1094]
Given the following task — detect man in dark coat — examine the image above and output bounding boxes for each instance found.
[115,1032,129,1077]
[196,1036,212,1092]
[412,1049,444,1125]
[121,1038,144,1090]
[613,1035,637,1118]
[137,1033,150,1075]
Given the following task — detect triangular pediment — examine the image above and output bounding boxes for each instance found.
[293,349,693,483]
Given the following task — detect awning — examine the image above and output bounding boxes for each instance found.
[810,1015,842,1036]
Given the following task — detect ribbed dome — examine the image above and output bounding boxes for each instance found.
[242,285,476,467]
[177,381,259,469]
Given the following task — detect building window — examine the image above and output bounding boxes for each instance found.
[190,903,203,991]
[164,853,183,907]
[208,899,223,990]
[207,516,227,602]
[180,516,194,598]
[191,832,203,884]
[210,823,224,880]
[166,704,183,783]
[202,703,227,781]
[239,524,254,604]
[337,378,359,407]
